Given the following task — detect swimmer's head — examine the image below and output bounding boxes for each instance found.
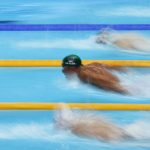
[62,54,82,67]
[62,55,82,75]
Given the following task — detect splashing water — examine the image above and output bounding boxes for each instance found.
[96,30,150,54]
[56,74,104,97]
[15,35,102,50]
[116,70,150,98]
[125,120,150,140]
[0,123,68,141]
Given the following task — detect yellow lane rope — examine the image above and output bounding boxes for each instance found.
[0,103,149,110]
[0,60,149,67]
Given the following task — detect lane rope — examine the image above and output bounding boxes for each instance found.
[0,24,150,31]
[0,60,149,67]
[0,103,149,110]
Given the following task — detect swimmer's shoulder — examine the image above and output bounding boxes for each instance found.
[78,62,109,80]
[83,62,107,68]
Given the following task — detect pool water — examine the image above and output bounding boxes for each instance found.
[0,0,150,24]
[0,0,150,150]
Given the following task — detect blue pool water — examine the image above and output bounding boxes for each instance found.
[0,0,150,24]
[0,0,150,150]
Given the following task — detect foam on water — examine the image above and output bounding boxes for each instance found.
[15,36,103,50]
[125,120,150,140]
[116,70,150,98]
[56,74,105,98]
[0,122,68,140]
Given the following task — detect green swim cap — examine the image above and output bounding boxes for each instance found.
[62,54,82,67]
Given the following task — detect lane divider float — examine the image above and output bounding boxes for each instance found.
[0,60,149,67]
[0,24,150,31]
[0,103,149,110]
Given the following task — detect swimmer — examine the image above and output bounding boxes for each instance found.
[55,104,131,141]
[96,30,150,53]
[62,54,128,94]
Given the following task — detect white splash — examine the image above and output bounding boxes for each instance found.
[125,120,150,140]
[57,74,87,90]
[0,123,67,140]
[116,71,150,98]
[15,36,101,50]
